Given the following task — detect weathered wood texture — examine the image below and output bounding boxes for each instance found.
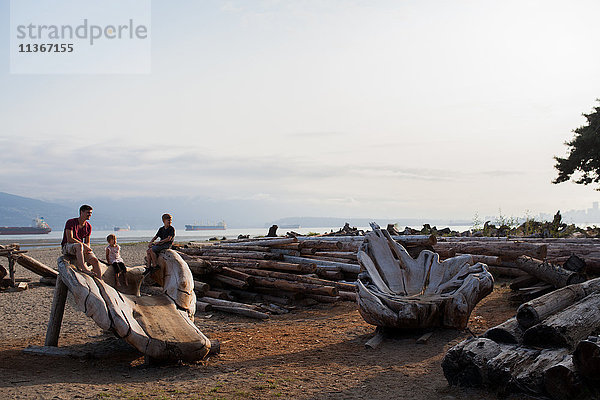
[446,277,600,398]
[523,293,600,349]
[514,256,585,288]
[357,225,493,329]
[44,276,68,346]
[443,337,572,397]
[175,237,358,316]
[573,338,600,382]
[57,250,211,362]
[516,277,600,329]
[15,254,58,278]
[433,241,547,261]
[437,237,600,274]
[543,357,588,400]
[482,317,524,344]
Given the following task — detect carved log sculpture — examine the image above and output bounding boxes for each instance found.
[357,224,493,329]
[56,249,211,362]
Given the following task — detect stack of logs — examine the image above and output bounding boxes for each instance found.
[443,277,600,400]
[175,235,437,319]
[435,237,600,273]
[178,233,600,317]
[0,244,58,290]
[433,237,594,301]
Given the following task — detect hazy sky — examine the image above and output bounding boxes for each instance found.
[2,0,600,221]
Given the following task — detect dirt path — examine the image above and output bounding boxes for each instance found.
[0,245,527,400]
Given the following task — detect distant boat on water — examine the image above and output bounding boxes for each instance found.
[0,217,52,235]
[185,221,226,231]
[114,225,131,232]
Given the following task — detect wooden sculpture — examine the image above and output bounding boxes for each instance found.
[56,249,211,362]
[357,224,493,329]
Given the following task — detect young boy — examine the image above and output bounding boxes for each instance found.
[145,213,175,275]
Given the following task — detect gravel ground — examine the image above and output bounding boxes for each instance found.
[0,243,529,400]
[0,243,149,342]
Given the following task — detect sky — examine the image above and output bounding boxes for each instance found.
[1,0,600,223]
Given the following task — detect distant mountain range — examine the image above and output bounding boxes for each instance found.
[0,191,473,231]
[267,216,472,229]
[0,192,74,230]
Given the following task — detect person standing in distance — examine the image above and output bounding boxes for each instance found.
[61,204,102,277]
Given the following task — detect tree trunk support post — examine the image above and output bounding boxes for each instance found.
[45,275,68,347]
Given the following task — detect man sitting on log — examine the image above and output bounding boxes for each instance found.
[61,204,101,277]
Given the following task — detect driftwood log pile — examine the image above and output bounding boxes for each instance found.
[176,231,600,317]
[174,233,439,318]
[356,224,494,329]
[443,277,600,399]
[434,237,593,302]
[173,233,448,319]
[436,237,600,273]
[173,236,368,319]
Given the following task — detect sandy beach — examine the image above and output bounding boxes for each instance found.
[0,242,530,400]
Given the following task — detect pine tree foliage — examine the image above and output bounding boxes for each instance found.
[553,101,600,190]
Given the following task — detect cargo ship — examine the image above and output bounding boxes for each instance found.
[0,217,52,235]
[114,226,130,232]
[185,221,226,231]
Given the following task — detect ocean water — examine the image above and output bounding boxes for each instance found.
[0,226,365,249]
[0,225,476,249]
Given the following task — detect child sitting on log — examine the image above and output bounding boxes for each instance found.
[144,213,175,275]
[106,234,127,287]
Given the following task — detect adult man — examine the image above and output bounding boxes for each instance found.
[61,204,101,277]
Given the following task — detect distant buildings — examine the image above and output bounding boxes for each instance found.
[539,202,600,224]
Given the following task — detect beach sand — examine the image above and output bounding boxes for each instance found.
[0,243,524,400]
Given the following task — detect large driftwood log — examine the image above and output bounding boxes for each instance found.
[482,317,524,344]
[313,251,357,260]
[357,224,493,329]
[516,277,600,329]
[197,297,269,319]
[485,345,542,392]
[57,249,211,362]
[186,251,282,260]
[392,234,437,247]
[209,274,249,290]
[281,255,361,274]
[220,237,297,247]
[433,241,547,261]
[15,254,58,278]
[442,338,502,387]
[443,337,573,397]
[573,338,600,382]
[250,275,338,296]
[199,258,317,274]
[235,267,355,291]
[456,254,501,265]
[514,256,585,288]
[523,293,600,349]
[543,357,588,400]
